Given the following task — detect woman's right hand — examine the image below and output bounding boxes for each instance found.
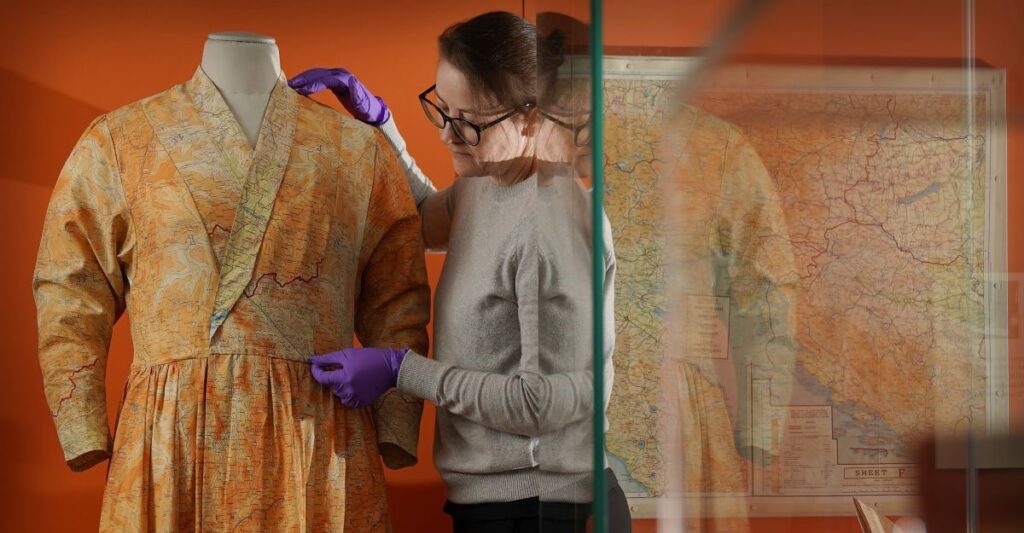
[310,347,409,408]
[288,67,391,126]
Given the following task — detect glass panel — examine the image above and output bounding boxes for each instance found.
[591,1,1019,532]
[532,5,602,532]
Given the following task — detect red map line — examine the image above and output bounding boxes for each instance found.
[244,257,326,298]
[207,223,231,236]
[51,358,101,419]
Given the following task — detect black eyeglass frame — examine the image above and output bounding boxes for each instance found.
[537,109,593,147]
[418,84,534,146]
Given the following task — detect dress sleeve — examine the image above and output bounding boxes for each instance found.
[355,129,432,469]
[33,116,133,472]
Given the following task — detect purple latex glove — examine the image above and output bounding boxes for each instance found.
[310,347,408,408]
[288,67,391,126]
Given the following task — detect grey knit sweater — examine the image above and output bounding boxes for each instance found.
[380,117,617,504]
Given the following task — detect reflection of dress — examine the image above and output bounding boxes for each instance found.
[33,68,430,531]
[662,105,797,526]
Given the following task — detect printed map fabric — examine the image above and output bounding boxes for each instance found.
[33,67,429,531]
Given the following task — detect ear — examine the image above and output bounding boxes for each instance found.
[520,108,540,137]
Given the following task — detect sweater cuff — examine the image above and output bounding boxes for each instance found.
[397,350,448,403]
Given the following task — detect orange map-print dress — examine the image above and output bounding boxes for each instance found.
[33,68,430,531]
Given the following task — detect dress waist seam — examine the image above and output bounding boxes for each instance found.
[129,352,311,377]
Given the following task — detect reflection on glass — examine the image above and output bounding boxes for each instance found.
[589,1,1014,532]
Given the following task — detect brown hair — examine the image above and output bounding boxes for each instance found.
[439,11,563,112]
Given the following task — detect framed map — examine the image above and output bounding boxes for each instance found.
[599,57,1008,517]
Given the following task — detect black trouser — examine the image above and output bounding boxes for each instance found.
[443,469,633,533]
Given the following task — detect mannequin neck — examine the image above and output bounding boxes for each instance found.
[199,32,281,147]
[201,32,281,94]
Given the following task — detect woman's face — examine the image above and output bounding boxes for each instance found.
[434,59,534,178]
[535,79,592,178]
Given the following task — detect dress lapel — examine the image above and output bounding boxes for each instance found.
[147,67,298,341]
[207,71,298,340]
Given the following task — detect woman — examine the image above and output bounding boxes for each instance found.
[291,11,628,533]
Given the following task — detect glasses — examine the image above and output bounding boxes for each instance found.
[419,85,532,146]
[538,109,592,147]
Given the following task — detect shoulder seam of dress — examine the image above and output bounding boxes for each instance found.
[96,111,140,270]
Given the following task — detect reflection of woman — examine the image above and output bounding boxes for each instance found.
[290,11,629,533]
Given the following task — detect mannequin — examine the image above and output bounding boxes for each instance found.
[200,31,281,148]
[34,29,429,529]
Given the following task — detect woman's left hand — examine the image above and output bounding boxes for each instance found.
[288,67,391,126]
[310,347,408,407]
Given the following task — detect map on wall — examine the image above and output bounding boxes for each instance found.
[599,59,1008,517]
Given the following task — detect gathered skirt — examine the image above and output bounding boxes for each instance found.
[100,354,389,532]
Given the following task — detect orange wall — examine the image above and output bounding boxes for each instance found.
[1,1,1021,532]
